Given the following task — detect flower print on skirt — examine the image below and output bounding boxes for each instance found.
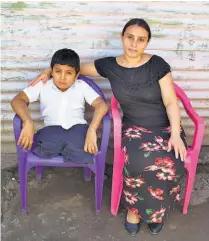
[121,124,187,223]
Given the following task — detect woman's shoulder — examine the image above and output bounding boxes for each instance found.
[94,56,116,78]
[152,54,170,65]
[150,55,171,80]
[95,56,115,64]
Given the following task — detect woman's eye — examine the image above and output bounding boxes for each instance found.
[55,70,60,73]
[128,36,133,39]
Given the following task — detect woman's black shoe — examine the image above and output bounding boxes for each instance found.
[125,218,140,236]
[148,222,163,234]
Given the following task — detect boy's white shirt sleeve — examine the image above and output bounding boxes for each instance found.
[23,81,43,103]
[83,82,100,105]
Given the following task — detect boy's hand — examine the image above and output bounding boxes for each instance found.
[18,120,35,150]
[84,127,98,155]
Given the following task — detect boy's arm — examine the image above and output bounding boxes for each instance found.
[84,97,108,155]
[11,83,42,150]
[89,97,108,131]
[11,92,35,150]
[11,91,32,122]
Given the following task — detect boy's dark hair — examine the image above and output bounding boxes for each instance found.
[50,48,80,74]
[122,18,152,42]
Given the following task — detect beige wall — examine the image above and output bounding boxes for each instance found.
[1,1,209,152]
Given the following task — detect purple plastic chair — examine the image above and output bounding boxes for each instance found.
[13,76,111,214]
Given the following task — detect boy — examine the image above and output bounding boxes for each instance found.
[11,48,108,163]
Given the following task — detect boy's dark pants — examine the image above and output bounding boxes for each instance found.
[32,124,94,164]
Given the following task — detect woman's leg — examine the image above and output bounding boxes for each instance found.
[121,125,186,234]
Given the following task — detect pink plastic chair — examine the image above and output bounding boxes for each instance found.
[110,83,205,215]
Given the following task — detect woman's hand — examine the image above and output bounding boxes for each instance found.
[84,128,98,155]
[28,69,51,86]
[18,120,35,150]
[167,135,187,162]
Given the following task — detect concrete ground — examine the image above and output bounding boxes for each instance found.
[1,165,209,241]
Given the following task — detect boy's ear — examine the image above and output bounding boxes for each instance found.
[75,71,80,79]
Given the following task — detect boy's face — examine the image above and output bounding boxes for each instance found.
[51,64,79,91]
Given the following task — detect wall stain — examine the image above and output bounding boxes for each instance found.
[10,2,27,10]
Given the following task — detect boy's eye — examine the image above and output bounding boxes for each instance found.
[55,70,60,73]
[67,72,72,75]
[128,35,133,39]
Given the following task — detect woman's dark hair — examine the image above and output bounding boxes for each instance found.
[122,18,151,41]
[50,48,80,74]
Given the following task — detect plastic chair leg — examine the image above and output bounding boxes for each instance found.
[19,163,28,213]
[84,167,91,181]
[95,155,105,214]
[183,169,196,214]
[35,166,43,181]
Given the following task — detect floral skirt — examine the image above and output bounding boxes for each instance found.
[121,125,187,224]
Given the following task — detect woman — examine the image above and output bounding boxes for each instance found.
[30,18,187,236]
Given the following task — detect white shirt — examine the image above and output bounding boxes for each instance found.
[23,79,100,129]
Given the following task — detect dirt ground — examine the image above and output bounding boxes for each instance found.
[1,167,209,241]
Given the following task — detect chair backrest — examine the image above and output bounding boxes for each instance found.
[79,75,107,103]
[13,115,22,146]
[174,83,201,124]
[174,83,205,143]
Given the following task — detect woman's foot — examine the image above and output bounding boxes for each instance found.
[125,211,141,236]
[148,222,164,234]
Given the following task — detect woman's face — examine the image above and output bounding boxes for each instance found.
[121,25,149,58]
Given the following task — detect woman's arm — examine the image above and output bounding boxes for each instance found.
[80,62,100,76]
[159,73,187,161]
[29,62,100,86]
[159,73,181,137]
[29,67,52,86]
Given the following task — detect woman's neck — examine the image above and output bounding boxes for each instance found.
[116,53,152,68]
[123,54,143,66]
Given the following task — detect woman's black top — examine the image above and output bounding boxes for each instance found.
[94,55,171,128]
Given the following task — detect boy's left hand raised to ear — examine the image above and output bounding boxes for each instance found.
[84,127,98,155]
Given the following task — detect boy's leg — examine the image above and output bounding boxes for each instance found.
[32,126,65,158]
[61,124,94,164]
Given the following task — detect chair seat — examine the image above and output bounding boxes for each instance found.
[26,151,98,167]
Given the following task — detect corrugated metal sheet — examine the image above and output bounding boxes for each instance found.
[1,1,209,152]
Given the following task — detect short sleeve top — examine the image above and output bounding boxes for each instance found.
[23,79,100,129]
[94,55,171,128]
